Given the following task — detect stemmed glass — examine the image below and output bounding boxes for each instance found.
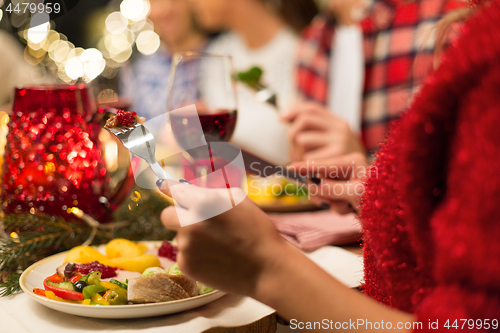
[166,53,239,187]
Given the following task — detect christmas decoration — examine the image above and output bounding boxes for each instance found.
[1,85,135,222]
[0,185,175,297]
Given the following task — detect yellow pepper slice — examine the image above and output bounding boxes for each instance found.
[101,254,160,273]
[45,290,78,303]
[100,281,119,290]
[91,293,110,305]
[80,299,91,305]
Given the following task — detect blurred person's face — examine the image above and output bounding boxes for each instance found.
[189,0,232,31]
[149,0,199,46]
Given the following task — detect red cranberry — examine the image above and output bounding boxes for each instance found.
[116,110,137,126]
[158,240,178,261]
[75,261,117,278]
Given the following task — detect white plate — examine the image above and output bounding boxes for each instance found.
[19,248,225,319]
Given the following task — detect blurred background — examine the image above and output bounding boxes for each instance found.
[0,0,167,172]
[0,0,160,98]
[0,0,325,214]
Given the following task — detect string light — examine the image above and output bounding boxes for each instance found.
[21,0,157,83]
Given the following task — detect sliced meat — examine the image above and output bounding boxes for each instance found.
[127,273,190,303]
[168,274,198,297]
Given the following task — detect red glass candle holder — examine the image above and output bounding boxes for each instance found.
[1,85,132,222]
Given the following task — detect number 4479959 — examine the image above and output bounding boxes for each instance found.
[444,319,498,330]
[5,2,61,14]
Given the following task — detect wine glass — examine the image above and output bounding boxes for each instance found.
[166,52,239,187]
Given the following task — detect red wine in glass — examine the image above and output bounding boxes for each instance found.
[170,109,238,154]
[170,109,238,186]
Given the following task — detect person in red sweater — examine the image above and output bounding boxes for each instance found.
[160,0,500,330]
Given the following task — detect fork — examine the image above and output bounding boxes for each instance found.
[105,121,192,208]
[253,82,278,109]
[105,122,170,180]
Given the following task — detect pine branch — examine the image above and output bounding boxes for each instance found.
[0,272,22,297]
[0,186,175,297]
[0,213,112,296]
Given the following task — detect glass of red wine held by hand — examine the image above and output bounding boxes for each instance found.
[167,53,239,188]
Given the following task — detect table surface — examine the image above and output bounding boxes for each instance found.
[206,314,277,333]
[211,245,362,333]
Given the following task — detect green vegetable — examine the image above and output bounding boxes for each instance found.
[196,282,213,295]
[87,271,102,285]
[104,288,128,305]
[280,181,308,197]
[82,284,106,299]
[45,280,77,292]
[78,274,89,283]
[142,267,166,277]
[167,263,182,275]
[109,279,128,290]
[236,66,263,88]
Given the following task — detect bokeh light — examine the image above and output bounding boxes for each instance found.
[49,40,70,63]
[19,0,159,83]
[105,30,133,55]
[65,57,84,80]
[27,13,50,44]
[105,11,128,35]
[120,0,150,21]
[81,48,106,81]
[136,30,160,55]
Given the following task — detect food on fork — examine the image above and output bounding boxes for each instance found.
[105,110,145,128]
[236,66,277,107]
[236,66,264,89]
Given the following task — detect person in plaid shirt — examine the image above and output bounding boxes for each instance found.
[283,0,465,160]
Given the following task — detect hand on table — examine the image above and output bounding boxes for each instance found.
[159,184,288,298]
[288,152,368,214]
[281,102,364,162]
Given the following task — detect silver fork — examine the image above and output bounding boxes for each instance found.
[105,121,192,209]
[253,82,278,109]
[105,122,170,181]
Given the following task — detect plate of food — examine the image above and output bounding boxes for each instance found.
[246,175,320,213]
[19,239,225,319]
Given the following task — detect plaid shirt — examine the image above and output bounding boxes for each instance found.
[296,0,465,155]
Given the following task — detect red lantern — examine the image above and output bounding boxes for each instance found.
[1,85,133,222]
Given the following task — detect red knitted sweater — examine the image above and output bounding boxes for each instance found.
[360,0,500,330]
